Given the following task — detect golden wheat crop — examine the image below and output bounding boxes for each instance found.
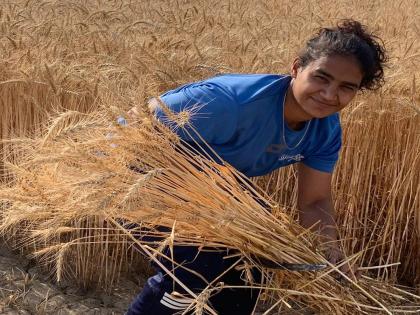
[2,96,419,314]
[0,0,419,313]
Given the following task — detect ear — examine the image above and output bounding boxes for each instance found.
[290,57,301,78]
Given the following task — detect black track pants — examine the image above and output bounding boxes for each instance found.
[126,245,261,315]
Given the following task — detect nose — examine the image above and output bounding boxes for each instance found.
[320,84,339,103]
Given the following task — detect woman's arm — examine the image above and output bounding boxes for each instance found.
[297,163,337,241]
[297,163,358,280]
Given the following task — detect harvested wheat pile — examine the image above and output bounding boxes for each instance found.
[1,98,419,313]
[0,0,419,313]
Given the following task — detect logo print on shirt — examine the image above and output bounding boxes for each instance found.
[278,154,304,162]
[266,145,304,162]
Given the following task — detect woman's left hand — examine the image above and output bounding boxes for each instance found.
[325,243,360,282]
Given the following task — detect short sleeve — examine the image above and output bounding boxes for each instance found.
[303,124,342,173]
[155,82,238,145]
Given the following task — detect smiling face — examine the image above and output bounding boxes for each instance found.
[289,54,363,120]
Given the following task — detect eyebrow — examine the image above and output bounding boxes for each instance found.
[315,69,360,88]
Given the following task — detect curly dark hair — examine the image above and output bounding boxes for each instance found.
[298,19,388,90]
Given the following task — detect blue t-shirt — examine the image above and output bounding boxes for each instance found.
[155,74,341,177]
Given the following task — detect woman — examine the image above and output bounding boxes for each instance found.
[126,19,387,315]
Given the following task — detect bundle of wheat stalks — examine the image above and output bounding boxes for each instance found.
[1,1,419,313]
[1,97,419,314]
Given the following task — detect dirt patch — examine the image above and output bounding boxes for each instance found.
[0,244,145,314]
[0,244,294,314]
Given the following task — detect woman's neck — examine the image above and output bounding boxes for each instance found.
[283,84,311,131]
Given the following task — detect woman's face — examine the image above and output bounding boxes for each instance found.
[290,54,363,119]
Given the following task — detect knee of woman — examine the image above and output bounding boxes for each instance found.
[126,273,165,315]
[126,273,195,315]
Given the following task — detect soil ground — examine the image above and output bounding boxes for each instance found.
[0,244,278,315]
[0,243,144,314]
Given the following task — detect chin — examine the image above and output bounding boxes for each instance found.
[303,104,336,119]
[301,107,331,119]
[314,111,334,118]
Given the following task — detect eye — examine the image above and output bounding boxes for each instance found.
[341,85,357,92]
[313,75,329,83]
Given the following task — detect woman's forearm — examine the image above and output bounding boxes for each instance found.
[298,198,338,243]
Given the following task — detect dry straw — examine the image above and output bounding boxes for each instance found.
[1,100,419,313]
[1,0,419,313]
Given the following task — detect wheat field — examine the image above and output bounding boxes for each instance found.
[0,0,419,313]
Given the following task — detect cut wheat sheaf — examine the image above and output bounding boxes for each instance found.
[0,0,419,314]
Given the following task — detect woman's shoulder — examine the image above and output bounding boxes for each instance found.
[202,73,291,104]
